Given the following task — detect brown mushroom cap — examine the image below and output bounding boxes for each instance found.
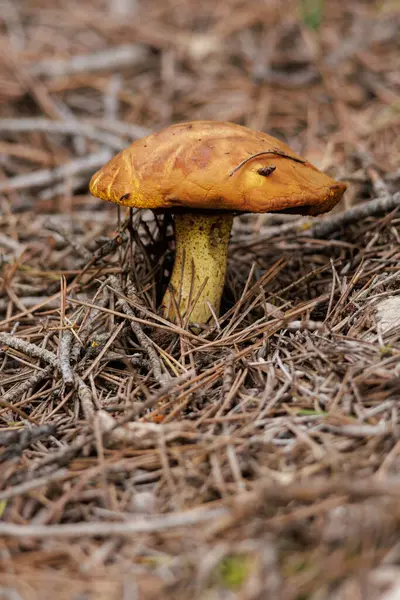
[89,120,346,215]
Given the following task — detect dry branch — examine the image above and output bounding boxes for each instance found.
[77,377,96,420]
[0,118,126,149]
[0,507,225,538]
[0,469,66,501]
[0,424,56,463]
[0,332,58,365]
[1,363,54,403]
[311,192,400,238]
[0,150,112,193]
[59,329,75,386]
[29,44,149,77]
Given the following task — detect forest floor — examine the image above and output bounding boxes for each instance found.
[1,1,400,598]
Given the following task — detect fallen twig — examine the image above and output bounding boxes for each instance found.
[311,192,400,238]
[0,149,112,193]
[59,329,75,386]
[0,506,225,538]
[0,469,66,501]
[70,282,110,363]
[0,363,54,403]
[107,275,168,384]
[0,424,57,463]
[29,44,149,77]
[208,477,400,538]
[0,233,25,254]
[77,377,96,421]
[46,221,92,261]
[0,118,125,150]
[0,332,58,365]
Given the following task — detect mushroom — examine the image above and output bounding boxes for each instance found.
[89,121,347,325]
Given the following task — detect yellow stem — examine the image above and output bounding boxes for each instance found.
[161,212,233,325]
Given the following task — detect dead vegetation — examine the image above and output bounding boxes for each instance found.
[1,1,400,598]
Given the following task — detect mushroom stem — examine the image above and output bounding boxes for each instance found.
[161,211,234,325]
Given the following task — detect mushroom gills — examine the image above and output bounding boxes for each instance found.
[161,211,234,325]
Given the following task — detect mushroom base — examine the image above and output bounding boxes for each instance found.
[161,211,234,325]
